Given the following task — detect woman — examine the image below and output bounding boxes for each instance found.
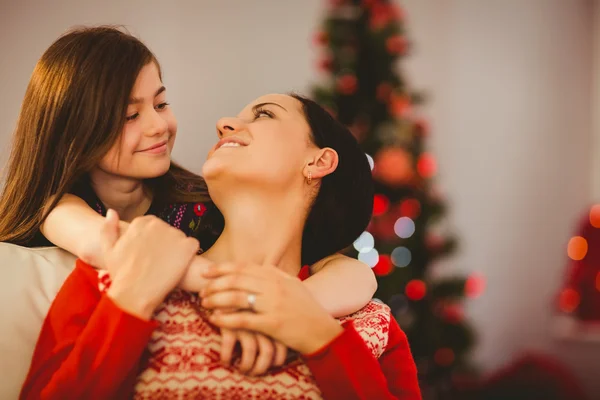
[21,94,421,399]
[0,26,376,374]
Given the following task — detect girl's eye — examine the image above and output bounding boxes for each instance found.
[126,113,139,121]
[156,102,170,111]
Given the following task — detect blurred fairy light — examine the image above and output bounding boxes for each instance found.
[358,248,379,268]
[366,153,374,170]
[353,231,375,253]
[394,217,415,238]
[567,236,587,261]
[391,246,411,268]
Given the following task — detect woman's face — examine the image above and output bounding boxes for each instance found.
[96,62,177,179]
[203,94,315,188]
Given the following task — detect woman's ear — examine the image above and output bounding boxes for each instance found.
[304,147,338,181]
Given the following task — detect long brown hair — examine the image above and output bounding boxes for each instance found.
[0,26,210,245]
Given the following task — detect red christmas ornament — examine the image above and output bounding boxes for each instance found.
[369,3,394,30]
[426,233,444,251]
[441,304,464,324]
[336,74,358,95]
[434,348,455,366]
[386,35,408,55]
[317,56,333,72]
[465,273,486,298]
[376,82,393,102]
[405,279,426,301]
[389,94,411,117]
[313,31,329,46]
[417,152,437,178]
[558,288,580,313]
[399,198,421,219]
[373,194,390,216]
[373,254,394,276]
[373,147,413,186]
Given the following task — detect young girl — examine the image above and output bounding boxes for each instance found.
[0,26,376,374]
[22,94,420,399]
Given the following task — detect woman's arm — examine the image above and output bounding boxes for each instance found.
[20,261,156,400]
[303,319,421,400]
[40,194,127,267]
[306,254,377,317]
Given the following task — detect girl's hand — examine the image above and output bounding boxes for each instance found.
[102,210,199,319]
[201,263,343,355]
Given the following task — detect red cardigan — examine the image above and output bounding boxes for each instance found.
[20,260,421,399]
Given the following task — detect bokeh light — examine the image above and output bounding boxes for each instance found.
[590,204,600,228]
[373,194,390,216]
[567,236,588,261]
[366,153,374,170]
[394,217,415,238]
[358,248,379,268]
[417,152,437,178]
[558,288,580,313]
[399,198,421,219]
[353,231,374,253]
[372,254,394,276]
[391,246,411,268]
[405,279,426,301]
[465,273,486,298]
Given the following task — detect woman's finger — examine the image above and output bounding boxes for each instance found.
[237,331,257,374]
[250,334,274,376]
[202,290,264,312]
[201,274,264,298]
[220,328,237,366]
[273,341,287,367]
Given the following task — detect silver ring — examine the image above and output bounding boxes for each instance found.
[247,293,257,312]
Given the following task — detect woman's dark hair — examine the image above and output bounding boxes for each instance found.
[291,94,374,266]
[0,26,210,245]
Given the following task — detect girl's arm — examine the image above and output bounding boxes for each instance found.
[306,254,377,317]
[41,194,127,267]
[43,195,377,318]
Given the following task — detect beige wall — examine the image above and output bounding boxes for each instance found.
[0,0,597,395]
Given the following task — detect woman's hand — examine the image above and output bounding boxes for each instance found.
[219,327,287,376]
[102,210,199,320]
[201,263,343,355]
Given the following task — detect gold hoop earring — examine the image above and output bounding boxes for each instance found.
[307,171,312,185]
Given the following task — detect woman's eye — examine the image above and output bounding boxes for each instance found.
[254,109,274,119]
[156,102,170,110]
[126,113,139,121]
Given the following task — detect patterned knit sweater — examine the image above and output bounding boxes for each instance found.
[21,261,421,400]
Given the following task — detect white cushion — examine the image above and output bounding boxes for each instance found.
[0,243,75,399]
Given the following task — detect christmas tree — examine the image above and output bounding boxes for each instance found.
[311,0,484,397]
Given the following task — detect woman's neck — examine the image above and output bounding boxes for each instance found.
[202,188,307,276]
[88,168,152,222]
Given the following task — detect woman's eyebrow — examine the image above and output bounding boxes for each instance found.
[252,102,287,112]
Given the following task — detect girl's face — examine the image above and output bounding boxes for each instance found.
[96,62,177,179]
[203,94,316,189]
